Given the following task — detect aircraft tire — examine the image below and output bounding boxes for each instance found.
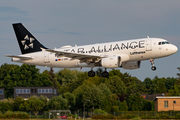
[88,71,95,77]
[101,71,109,77]
[151,66,156,71]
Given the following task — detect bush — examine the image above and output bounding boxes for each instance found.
[175,113,180,119]
[94,109,106,115]
[3,111,14,119]
[1,111,29,119]
[158,114,173,119]
[0,99,14,112]
[92,114,116,119]
[67,114,73,117]
[111,106,119,112]
[141,113,176,119]
[67,114,76,118]
[141,115,155,119]
[0,112,3,119]
[121,114,137,119]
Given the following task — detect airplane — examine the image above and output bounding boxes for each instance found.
[5,23,178,77]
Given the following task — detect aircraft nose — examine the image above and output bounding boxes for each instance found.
[172,45,178,53]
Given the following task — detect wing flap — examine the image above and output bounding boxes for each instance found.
[46,49,104,60]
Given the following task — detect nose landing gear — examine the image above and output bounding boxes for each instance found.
[150,59,156,71]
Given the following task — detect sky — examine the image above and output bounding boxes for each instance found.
[0,0,180,81]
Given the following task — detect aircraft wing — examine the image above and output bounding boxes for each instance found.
[5,55,34,59]
[46,49,105,61]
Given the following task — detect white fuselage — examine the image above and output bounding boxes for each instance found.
[12,38,178,68]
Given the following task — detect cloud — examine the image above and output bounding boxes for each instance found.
[0,6,27,15]
[0,6,31,21]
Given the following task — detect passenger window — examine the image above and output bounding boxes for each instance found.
[158,42,161,45]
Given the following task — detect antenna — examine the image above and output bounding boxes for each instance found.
[147,36,150,38]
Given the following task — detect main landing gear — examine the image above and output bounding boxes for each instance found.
[150,59,156,71]
[101,68,109,77]
[88,68,109,77]
[88,70,95,77]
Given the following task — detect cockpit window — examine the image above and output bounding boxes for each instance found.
[158,41,169,45]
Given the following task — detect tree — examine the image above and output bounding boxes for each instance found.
[105,76,126,96]
[0,98,14,112]
[0,63,18,80]
[126,93,144,111]
[58,71,89,94]
[98,83,112,96]
[119,100,128,111]
[0,64,53,98]
[61,92,76,108]
[48,96,68,110]
[55,69,80,85]
[43,69,60,89]
[39,95,48,111]
[13,97,25,111]
[26,96,45,116]
[84,76,104,86]
[72,83,105,110]
[111,106,119,112]
[142,100,153,111]
[158,82,166,93]
[164,77,176,91]
[167,85,180,96]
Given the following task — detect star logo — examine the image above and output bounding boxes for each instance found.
[21,35,35,50]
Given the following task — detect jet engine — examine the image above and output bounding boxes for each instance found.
[101,56,120,68]
[121,61,141,70]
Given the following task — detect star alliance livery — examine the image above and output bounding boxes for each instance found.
[5,23,178,77]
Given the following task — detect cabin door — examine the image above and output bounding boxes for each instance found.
[44,52,50,63]
[146,39,152,51]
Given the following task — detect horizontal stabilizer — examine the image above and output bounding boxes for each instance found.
[5,55,34,59]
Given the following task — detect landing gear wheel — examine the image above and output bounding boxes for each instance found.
[88,71,95,77]
[150,59,156,71]
[151,66,156,71]
[101,71,109,77]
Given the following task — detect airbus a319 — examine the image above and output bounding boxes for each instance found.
[5,23,178,77]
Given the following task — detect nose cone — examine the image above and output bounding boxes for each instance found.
[172,45,178,54]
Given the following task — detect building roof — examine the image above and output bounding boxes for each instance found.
[141,93,165,101]
[153,96,180,101]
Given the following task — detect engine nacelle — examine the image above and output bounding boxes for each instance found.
[101,56,120,68]
[122,61,141,70]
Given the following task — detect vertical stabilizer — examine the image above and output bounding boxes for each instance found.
[13,23,47,54]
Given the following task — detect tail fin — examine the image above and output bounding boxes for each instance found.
[12,23,47,54]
